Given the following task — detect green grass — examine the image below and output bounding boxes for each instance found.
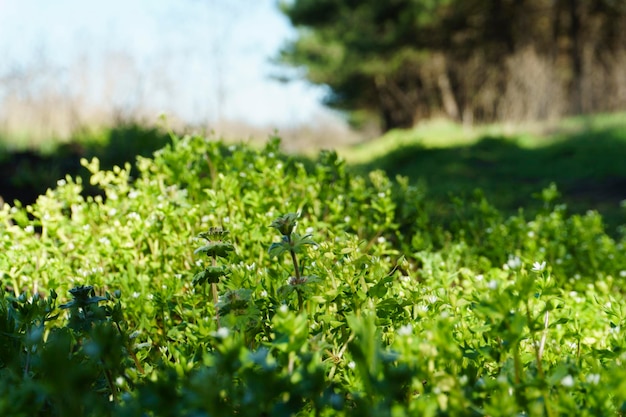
[343,113,626,234]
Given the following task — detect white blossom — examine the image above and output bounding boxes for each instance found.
[586,373,600,385]
[531,261,546,272]
[561,375,575,387]
[215,327,230,339]
[397,324,413,336]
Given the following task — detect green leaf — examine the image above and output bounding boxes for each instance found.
[194,242,234,258]
[198,227,230,241]
[192,266,229,286]
[291,232,316,252]
[268,237,290,258]
[270,212,299,236]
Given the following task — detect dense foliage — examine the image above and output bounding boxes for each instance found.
[1,133,626,416]
[278,0,626,130]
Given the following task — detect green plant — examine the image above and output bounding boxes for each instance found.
[269,212,319,312]
[1,131,625,416]
[193,227,234,328]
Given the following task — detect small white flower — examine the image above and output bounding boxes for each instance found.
[260,290,268,298]
[561,375,575,387]
[57,179,67,186]
[527,231,535,238]
[98,237,111,246]
[128,212,140,220]
[344,216,351,223]
[215,327,230,339]
[223,216,230,223]
[108,208,117,217]
[487,280,498,290]
[132,292,140,298]
[306,227,314,234]
[128,190,139,199]
[458,375,468,385]
[25,225,34,234]
[506,255,522,270]
[397,324,413,336]
[586,373,600,385]
[279,304,289,313]
[268,152,275,158]
[276,162,283,170]
[377,236,386,243]
[620,270,626,278]
[475,274,484,281]
[377,192,385,198]
[426,295,438,304]
[347,361,356,369]
[116,376,125,386]
[531,261,546,273]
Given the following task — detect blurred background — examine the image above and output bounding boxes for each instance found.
[1,0,626,229]
[0,0,358,150]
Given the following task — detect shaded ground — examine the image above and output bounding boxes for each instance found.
[0,124,172,206]
[352,127,626,234]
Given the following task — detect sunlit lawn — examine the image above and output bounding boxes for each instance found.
[343,113,626,234]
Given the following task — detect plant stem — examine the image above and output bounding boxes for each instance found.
[287,235,301,280]
[296,289,304,313]
[103,366,118,403]
[212,255,221,328]
[287,234,305,312]
[114,321,144,374]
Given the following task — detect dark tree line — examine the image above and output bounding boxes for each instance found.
[277,0,626,131]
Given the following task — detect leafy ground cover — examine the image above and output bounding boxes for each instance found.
[1,131,625,416]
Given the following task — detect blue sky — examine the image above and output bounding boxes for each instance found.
[0,0,331,127]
